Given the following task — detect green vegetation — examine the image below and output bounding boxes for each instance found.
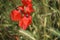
[0,0,60,40]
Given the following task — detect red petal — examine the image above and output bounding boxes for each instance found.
[10,9,22,21]
[28,3,32,7]
[17,6,24,12]
[19,15,32,30]
[24,6,34,14]
[22,0,32,3]
[22,0,32,6]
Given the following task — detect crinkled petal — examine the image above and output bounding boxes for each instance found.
[10,9,22,21]
[24,6,34,14]
[19,15,32,30]
[22,0,32,6]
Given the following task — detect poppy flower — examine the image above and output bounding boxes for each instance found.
[19,15,32,30]
[10,9,22,21]
[22,0,32,6]
[10,0,34,30]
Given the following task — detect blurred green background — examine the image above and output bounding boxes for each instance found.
[0,0,60,40]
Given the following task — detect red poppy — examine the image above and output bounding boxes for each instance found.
[19,15,32,30]
[10,9,22,21]
[10,0,34,30]
[22,0,32,6]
